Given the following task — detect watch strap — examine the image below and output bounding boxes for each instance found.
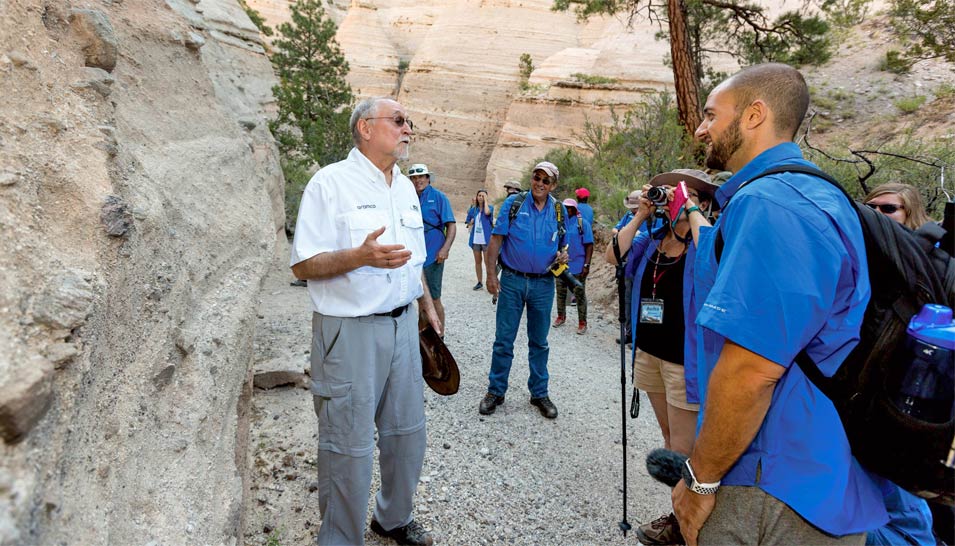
[685,459,720,495]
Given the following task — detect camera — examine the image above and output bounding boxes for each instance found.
[549,261,582,290]
[646,186,669,207]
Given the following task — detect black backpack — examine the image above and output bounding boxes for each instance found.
[715,164,955,504]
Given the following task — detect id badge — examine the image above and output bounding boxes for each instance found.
[639,298,664,324]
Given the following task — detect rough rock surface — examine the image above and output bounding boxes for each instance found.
[0,1,283,545]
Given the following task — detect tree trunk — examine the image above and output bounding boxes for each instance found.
[667,0,702,137]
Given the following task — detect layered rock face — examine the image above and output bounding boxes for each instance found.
[249,0,729,206]
[0,1,282,545]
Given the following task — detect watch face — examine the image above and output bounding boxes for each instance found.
[681,460,694,487]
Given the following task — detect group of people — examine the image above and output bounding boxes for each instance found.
[288,62,949,546]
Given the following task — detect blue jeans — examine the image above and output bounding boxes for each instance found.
[488,270,555,398]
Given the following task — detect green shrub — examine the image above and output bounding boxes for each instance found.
[893,95,927,114]
[879,50,910,74]
[570,73,619,85]
[282,159,315,235]
[935,83,955,100]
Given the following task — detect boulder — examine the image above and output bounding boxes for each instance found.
[69,9,119,72]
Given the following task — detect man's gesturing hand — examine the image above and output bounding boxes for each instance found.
[360,227,412,269]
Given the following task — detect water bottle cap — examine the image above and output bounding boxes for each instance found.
[907,304,955,350]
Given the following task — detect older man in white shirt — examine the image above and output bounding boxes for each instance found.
[290,96,440,546]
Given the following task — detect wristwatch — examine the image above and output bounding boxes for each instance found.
[682,459,720,495]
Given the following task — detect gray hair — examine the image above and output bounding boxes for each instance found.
[349,97,390,147]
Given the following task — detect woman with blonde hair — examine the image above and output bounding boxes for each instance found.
[863,183,931,230]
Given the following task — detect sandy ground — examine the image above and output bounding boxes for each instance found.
[242,221,675,546]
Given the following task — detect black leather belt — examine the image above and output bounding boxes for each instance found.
[501,264,548,279]
[374,304,408,318]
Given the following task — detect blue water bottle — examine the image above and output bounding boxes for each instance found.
[893,304,955,423]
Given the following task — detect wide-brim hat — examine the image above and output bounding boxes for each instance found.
[562,198,578,208]
[648,168,718,198]
[503,180,522,191]
[623,190,642,208]
[407,163,432,178]
[419,323,459,396]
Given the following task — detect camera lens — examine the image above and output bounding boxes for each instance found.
[646,186,668,207]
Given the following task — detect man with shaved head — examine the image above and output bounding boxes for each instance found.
[291,96,437,546]
[670,64,887,545]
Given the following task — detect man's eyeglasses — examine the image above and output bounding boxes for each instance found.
[364,114,414,131]
[532,174,554,184]
[865,202,903,214]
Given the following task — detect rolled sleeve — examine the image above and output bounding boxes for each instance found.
[697,194,843,367]
[290,179,338,266]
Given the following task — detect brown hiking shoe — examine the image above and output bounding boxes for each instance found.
[635,512,684,545]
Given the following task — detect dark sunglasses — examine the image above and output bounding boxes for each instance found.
[865,202,903,214]
[365,114,414,131]
[532,173,554,184]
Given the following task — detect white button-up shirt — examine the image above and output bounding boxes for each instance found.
[290,148,426,317]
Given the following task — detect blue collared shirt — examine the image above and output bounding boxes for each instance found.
[577,202,595,225]
[493,193,562,274]
[418,184,455,266]
[466,204,494,248]
[564,214,594,275]
[693,142,887,535]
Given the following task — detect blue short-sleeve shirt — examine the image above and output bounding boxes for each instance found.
[418,184,455,266]
[693,143,887,535]
[564,214,594,275]
[577,203,595,225]
[493,193,562,274]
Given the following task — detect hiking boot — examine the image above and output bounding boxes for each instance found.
[552,315,566,327]
[370,519,434,546]
[530,396,558,419]
[635,512,684,545]
[616,334,632,346]
[479,392,505,415]
[577,321,587,335]
[473,282,483,291]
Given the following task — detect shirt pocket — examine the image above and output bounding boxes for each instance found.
[400,211,427,267]
[343,210,389,275]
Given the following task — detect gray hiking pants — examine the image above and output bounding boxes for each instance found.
[310,308,427,546]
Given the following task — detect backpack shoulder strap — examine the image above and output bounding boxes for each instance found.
[554,197,566,248]
[508,191,528,224]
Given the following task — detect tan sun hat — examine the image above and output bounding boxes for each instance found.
[623,190,642,209]
[648,168,719,199]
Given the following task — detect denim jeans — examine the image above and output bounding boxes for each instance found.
[488,269,555,398]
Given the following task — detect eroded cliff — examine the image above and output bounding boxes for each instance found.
[0,1,283,544]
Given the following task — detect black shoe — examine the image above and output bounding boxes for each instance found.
[290,279,307,287]
[472,282,483,290]
[616,335,632,346]
[370,519,434,546]
[530,396,558,419]
[479,392,505,415]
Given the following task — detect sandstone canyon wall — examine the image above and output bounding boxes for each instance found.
[250,0,736,207]
[0,1,283,544]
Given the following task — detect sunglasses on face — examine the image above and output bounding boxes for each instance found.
[865,202,903,214]
[365,114,414,131]
[532,174,554,184]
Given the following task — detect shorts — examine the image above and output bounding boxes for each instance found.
[633,348,699,411]
[423,261,445,299]
[471,243,487,252]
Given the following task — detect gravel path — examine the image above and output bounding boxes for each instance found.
[243,221,671,546]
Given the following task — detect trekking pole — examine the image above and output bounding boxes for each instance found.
[612,235,632,536]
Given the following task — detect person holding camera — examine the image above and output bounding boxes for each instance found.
[605,168,718,546]
[479,161,569,419]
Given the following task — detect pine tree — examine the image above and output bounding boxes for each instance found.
[269,0,354,168]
